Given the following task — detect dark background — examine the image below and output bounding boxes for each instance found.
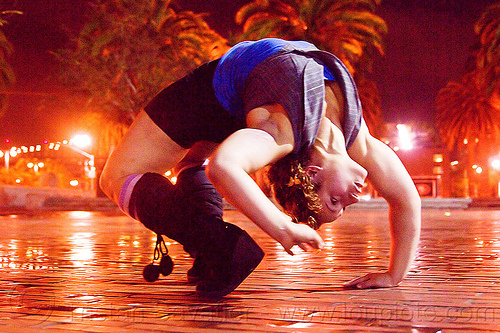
[1,0,498,146]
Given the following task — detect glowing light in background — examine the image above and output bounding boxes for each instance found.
[360,194,371,201]
[164,170,177,184]
[433,154,443,163]
[68,211,93,219]
[472,164,483,174]
[70,134,92,149]
[396,124,413,150]
[491,158,500,171]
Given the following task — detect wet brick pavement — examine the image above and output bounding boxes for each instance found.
[0,208,499,332]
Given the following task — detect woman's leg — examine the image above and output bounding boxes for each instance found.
[100,110,188,204]
[173,166,264,298]
[99,111,263,298]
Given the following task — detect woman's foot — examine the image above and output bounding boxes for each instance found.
[196,229,264,299]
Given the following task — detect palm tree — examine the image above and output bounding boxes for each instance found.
[235,0,386,71]
[55,0,229,157]
[437,2,500,151]
[0,9,22,118]
[436,75,492,197]
[0,30,14,118]
[473,2,500,108]
[436,73,500,151]
[436,2,500,197]
[234,0,387,136]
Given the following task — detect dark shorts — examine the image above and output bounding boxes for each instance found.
[144,60,246,149]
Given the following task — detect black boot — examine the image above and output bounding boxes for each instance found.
[176,166,265,294]
[128,167,264,296]
[195,223,264,299]
[182,212,264,297]
[186,251,210,285]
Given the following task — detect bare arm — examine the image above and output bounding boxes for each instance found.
[346,123,421,288]
[206,105,324,254]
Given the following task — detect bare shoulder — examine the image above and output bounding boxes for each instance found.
[347,120,372,164]
[348,121,419,203]
[246,103,295,148]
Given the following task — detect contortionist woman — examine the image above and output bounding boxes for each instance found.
[100,38,421,299]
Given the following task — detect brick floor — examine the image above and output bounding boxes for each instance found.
[0,208,499,332]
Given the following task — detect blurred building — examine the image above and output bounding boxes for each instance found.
[378,122,451,198]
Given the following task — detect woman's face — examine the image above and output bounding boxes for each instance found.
[308,155,368,223]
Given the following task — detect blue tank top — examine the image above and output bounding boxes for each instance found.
[212,38,361,152]
[213,38,335,117]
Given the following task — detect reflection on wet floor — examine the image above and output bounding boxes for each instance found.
[0,212,152,272]
[0,209,499,331]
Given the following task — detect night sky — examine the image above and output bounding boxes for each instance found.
[0,0,498,146]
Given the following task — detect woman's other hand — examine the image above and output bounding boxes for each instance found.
[279,221,325,255]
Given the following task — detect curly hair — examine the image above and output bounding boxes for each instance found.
[267,154,323,230]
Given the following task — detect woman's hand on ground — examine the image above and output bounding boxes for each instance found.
[344,272,399,289]
[280,222,324,255]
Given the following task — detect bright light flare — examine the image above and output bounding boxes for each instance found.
[492,159,500,171]
[69,211,92,219]
[360,195,372,201]
[70,134,92,149]
[396,124,413,150]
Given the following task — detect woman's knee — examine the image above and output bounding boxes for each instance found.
[99,111,188,202]
[99,164,126,203]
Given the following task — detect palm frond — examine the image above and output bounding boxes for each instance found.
[235,0,272,25]
[436,76,500,150]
